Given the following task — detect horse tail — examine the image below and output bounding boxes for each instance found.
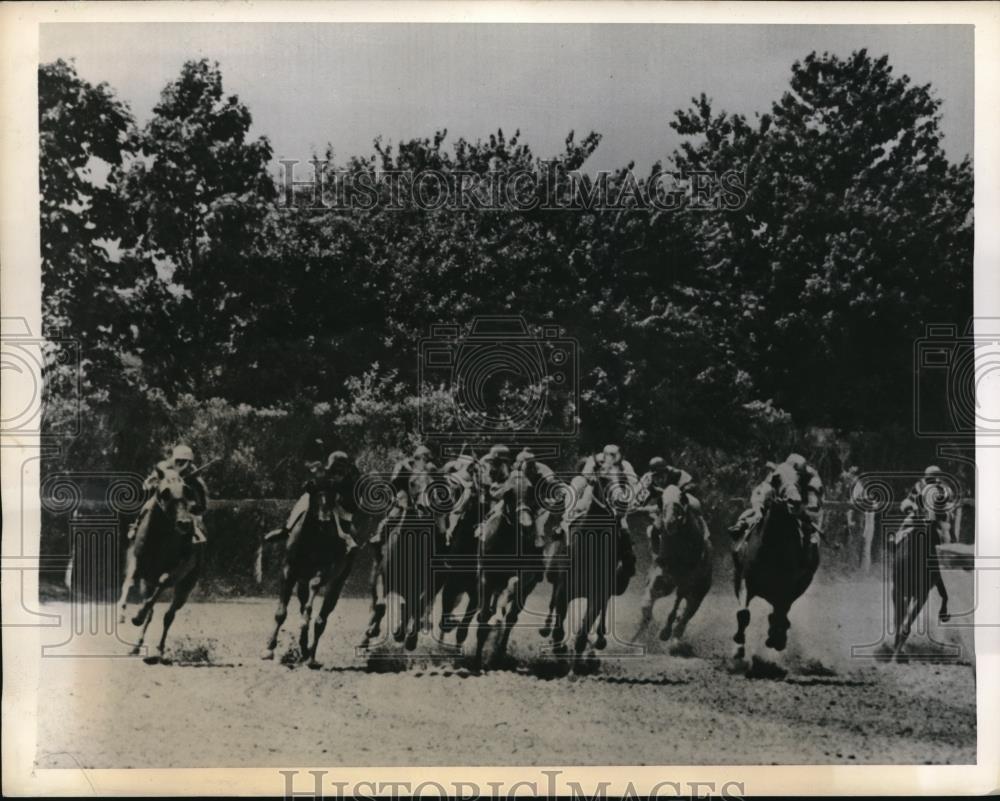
[254,536,265,584]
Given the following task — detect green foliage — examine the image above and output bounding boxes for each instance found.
[38,50,973,497]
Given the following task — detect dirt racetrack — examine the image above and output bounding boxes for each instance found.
[35,568,975,769]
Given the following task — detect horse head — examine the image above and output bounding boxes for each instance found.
[154,465,195,538]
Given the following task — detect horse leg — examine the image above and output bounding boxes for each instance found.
[733,584,752,660]
[765,603,792,651]
[118,544,137,624]
[360,562,387,648]
[539,579,559,639]
[299,576,322,661]
[130,580,156,656]
[155,566,197,662]
[672,575,710,641]
[660,592,683,642]
[594,593,610,650]
[474,573,498,664]
[439,577,460,634]
[933,568,951,623]
[262,564,296,659]
[306,553,355,668]
[452,573,478,646]
[575,593,599,655]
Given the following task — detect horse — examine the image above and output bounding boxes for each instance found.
[360,469,451,651]
[118,465,203,663]
[887,511,951,660]
[474,473,542,669]
[636,484,713,645]
[540,471,629,658]
[732,461,820,659]
[437,472,485,646]
[259,484,357,667]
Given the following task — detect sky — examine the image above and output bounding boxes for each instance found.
[40,24,974,173]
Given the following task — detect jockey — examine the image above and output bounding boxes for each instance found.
[513,448,560,549]
[370,444,438,552]
[638,456,710,552]
[729,452,823,546]
[479,444,513,501]
[579,443,639,587]
[267,449,361,553]
[899,465,957,544]
[128,443,208,544]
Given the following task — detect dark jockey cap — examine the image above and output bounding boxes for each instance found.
[649,456,668,473]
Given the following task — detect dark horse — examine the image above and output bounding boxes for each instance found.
[474,473,540,669]
[887,511,951,660]
[540,472,631,657]
[637,484,713,645]
[118,465,203,663]
[437,473,485,646]
[732,462,820,658]
[260,485,357,667]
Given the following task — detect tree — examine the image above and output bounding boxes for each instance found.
[122,59,276,397]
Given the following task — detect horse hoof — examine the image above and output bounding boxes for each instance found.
[658,627,673,642]
[553,626,565,643]
[594,634,607,651]
[131,614,146,627]
[939,609,951,623]
[539,625,551,638]
[308,659,322,670]
[639,605,653,623]
[455,627,469,645]
[574,635,588,654]
[143,654,160,665]
[732,645,745,661]
[118,613,126,625]
[404,632,418,651]
[261,649,275,660]
[130,645,142,656]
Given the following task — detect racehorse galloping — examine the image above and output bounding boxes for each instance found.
[888,514,948,660]
[543,472,626,657]
[260,486,356,667]
[474,473,541,669]
[732,461,819,658]
[637,484,712,645]
[120,465,203,663]
[437,473,484,646]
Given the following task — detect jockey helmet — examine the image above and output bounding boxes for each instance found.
[648,456,668,473]
[172,444,194,467]
[924,465,943,479]
[326,450,350,471]
[484,444,511,464]
[785,453,808,472]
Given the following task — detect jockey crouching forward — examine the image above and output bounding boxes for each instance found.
[639,456,710,558]
[267,450,362,553]
[566,444,638,590]
[128,443,209,546]
[513,448,562,549]
[369,445,437,557]
[729,453,823,547]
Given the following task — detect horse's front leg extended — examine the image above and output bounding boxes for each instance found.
[307,552,356,668]
[299,575,323,660]
[262,563,297,659]
[733,583,752,660]
[118,544,137,624]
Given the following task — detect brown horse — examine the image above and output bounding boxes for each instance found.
[637,484,713,645]
[474,473,540,669]
[120,465,203,663]
[888,512,951,660]
[540,472,628,657]
[260,486,357,667]
[732,462,819,658]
